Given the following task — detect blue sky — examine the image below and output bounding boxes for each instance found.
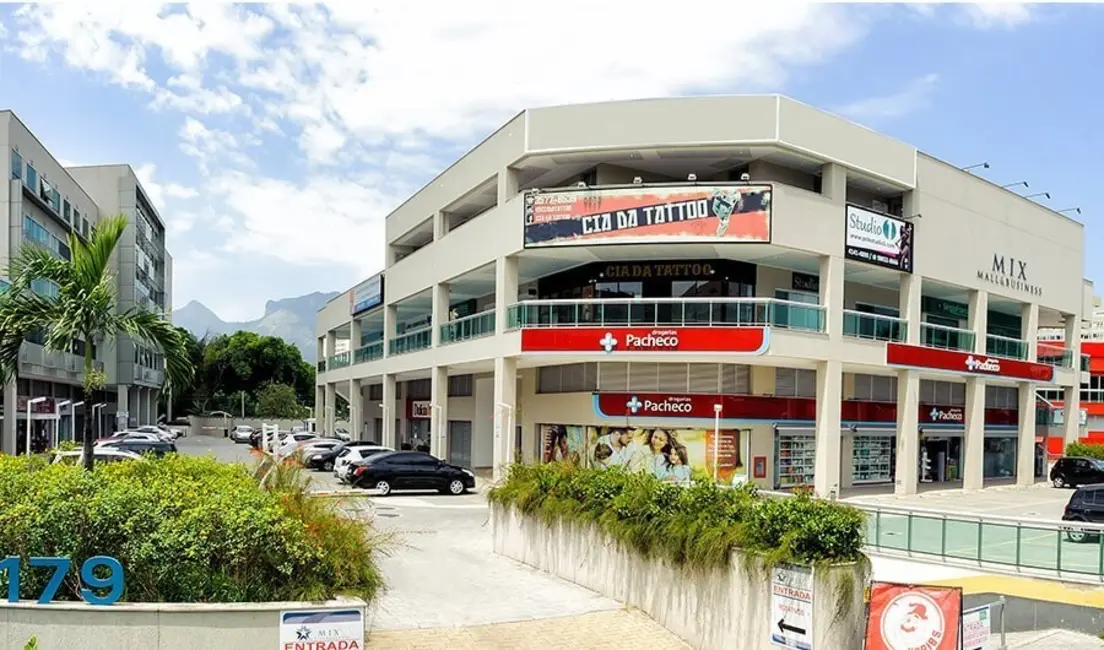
[0,3,1099,321]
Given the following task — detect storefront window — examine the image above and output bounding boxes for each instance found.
[775,431,815,489]
[984,437,1016,479]
[852,436,894,484]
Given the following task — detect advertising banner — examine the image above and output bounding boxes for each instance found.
[523,185,772,248]
[539,423,745,483]
[521,326,769,355]
[408,400,432,419]
[886,343,1056,383]
[864,582,961,650]
[844,204,914,273]
[350,275,383,315]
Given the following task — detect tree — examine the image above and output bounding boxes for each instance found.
[256,383,304,419]
[0,214,194,470]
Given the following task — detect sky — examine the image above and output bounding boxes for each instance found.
[0,3,1099,322]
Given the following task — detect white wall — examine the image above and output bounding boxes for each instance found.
[474,375,494,467]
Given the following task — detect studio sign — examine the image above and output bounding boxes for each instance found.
[977,254,1043,297]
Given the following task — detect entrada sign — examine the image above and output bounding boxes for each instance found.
[977,254,1042,297]
[521,326,769,355]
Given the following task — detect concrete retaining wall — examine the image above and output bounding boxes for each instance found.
[0,599,365,650]
[491,504,865,650]
[188,416,349,435]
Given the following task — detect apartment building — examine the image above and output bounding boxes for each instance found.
[315,95,1092,497]
[0,110,171,454]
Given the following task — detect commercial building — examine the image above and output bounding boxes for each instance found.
[1,111,171,454]
[315,95,1091,496]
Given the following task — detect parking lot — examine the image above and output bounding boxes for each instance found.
[846,482,1073,519]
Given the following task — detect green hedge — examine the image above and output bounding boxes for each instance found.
[488,463,866,569]
[0,454,384,603]
[1066,442,1104,460]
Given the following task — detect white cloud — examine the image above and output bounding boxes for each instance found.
[961,3,1033,29]
[133,163,197,215]
[834,73,940,123]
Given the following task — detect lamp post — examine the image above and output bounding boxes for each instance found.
[495,402,515,478]
[91,403,106,441]
[430,403,443,458]
[712,403,723,483]
[69,401,84,444]
[52,399,71,448]
[25,396,47,457]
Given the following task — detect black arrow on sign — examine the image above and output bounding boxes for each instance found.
[778,618,806,636]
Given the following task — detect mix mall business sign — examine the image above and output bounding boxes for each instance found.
[592,393,1018,425]
[886,343,1055,383]
[520,326,770,355]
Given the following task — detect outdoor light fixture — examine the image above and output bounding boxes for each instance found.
[25,396,47,457]
[575,181,587,189]
[632,176,642,185]
[962,162,990,172]
[687,173,697,182]
[1058,207,1082,215]
[1025,192,1051,200]
[739,172,751,182]
[712,404,723,483]
[1000,181,1029,190]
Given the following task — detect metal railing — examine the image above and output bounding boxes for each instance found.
[1037,342,1074,369]
[441,311,496,344]
[920,322,976,353]
[388,326,432,356]
[506,298,827,333]
[353,342,383,364]
[328,351,351,370]
[842,310,907,342]
[986,333,1028,361]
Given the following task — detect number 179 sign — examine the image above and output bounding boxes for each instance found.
[1,556,125,605]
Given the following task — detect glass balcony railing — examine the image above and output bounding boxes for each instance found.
[327,352,351,370]
[920,322,976,353]
[441,311,496,344]
[389,326,432,356]
[986,334,1028,361]
[506,298,826,333]
[1037,342,1074,369]
[353,342,383,364]
[842,310,906,342]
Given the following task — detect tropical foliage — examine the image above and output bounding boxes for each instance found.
[489,462,866,569]
[1066,442,1104,460]
[0,453,385,603]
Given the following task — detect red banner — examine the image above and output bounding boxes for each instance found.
[592,393,1018,425]
[521,327,768,355]
[865,582,961,650]
[887,343,1055,383]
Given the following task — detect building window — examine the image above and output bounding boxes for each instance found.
[10,149,22,180]
[25,164,37,192]
[447,374,473,397]
[368,384,383,401]
[538,363,598,393]
[775,368,816,398]
[81,217,89,238]
[63,200,71,223]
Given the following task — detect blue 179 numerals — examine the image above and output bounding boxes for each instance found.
[0,556,124,605]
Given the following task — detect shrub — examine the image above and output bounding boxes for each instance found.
[1066,442,1104,460]
[489,463,865,570]
[0,454,384,603]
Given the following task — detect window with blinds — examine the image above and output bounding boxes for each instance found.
[537,363,599,393]
[407,378,431,400]
[448,374,474,397]
[538,362,751,394]
[775,368,816,398]
[852,373,898,402]
[985,385,1019,410]
[920,380,966,406]
[369,384,383,401]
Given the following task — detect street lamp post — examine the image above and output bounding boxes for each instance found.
[53,399,71,448]
[69,401,84,444]
[25,396,47,457]
[430,403,443,458]
[379,403,390,446]
[91,403,106,441]
[713,403,723,483]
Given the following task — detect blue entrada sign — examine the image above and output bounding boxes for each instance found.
[1,556,124,605]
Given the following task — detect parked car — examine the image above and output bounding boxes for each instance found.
[1050,457,1104,488]
[350,451,475,496]
[333,427,351,442]
[134,425,178,441]
[230,425,255,443]
[249,429,288,450]
[277,432,319,457]
[99,438,178,457]
[294,439,342,463]
[305,440,377,471]
[52,448,142,464]
[1062,483,1104,542]
[96,431,163,445]
[334,443,393,481]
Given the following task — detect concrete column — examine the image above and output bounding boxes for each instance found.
[497,167,519,205]
[316,337,325,367]
[430,365,449,460]
[968,289,988,354]
[894,370,921,495]
[1021,303,1039,361]
[382,374,397,448]
[117,385,130,426]
[314,386,324,427]
[325,331,337,361]
[494,256,519,336]
[963,377,986,490]
[348,378,361,438]
[350,319,363,353]
[899,274,922,345]
[820,163,847,202]
[324,383,336,436]
[433,209,450,240]
[431,282,450,347]
[813,360,843,498]
[492,356,518,480]
[818,255,844,339]
[1017,381,1037,486]
[383,305,397,357]
[2,381,16,454]
[1065,315,1083,444]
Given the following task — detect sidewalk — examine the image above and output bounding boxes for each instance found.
[1006,629,1104,649]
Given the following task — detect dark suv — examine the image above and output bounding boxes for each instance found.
[1050,457,1104,488]
[1062,484,1104,542]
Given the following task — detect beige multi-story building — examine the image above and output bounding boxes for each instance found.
[1,111,171,454]
[315,95,1091,496]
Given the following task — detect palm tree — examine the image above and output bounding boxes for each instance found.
[0,214,193,470]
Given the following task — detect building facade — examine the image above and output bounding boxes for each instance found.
[1,111,170,454]
[315,95,1091,497]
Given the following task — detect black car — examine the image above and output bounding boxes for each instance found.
[350,451,475,496]
[1062,484,1104,542]
[100,438,177,457]
[306,440,383,472]
[1050,457,1104,488]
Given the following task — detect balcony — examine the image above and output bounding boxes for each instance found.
[1037,342,1074,369]
[985,334,1028,361]
[842,310,906,343]
[389,326,432,356]
[441,311,496,345]
[353,342,384,364]
[328,352,351,370]
[920,322,975,353]
[505,298,827,333]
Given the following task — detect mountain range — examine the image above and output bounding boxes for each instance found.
[173,291,340,363]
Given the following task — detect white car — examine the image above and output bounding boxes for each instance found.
[277,432,319,457]
[333,427,351,442]
[53,448,142,464]
[334,444,393,482]
[230,425,255,443]
[134,425,176,442]
[96,431,163,445]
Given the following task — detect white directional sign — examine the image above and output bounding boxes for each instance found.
[961,604,991,650]
[770,564,814,650]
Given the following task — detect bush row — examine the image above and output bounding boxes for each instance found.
[488,462,866,569]
[1066,442,1104,460]
[0,453,384,603]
